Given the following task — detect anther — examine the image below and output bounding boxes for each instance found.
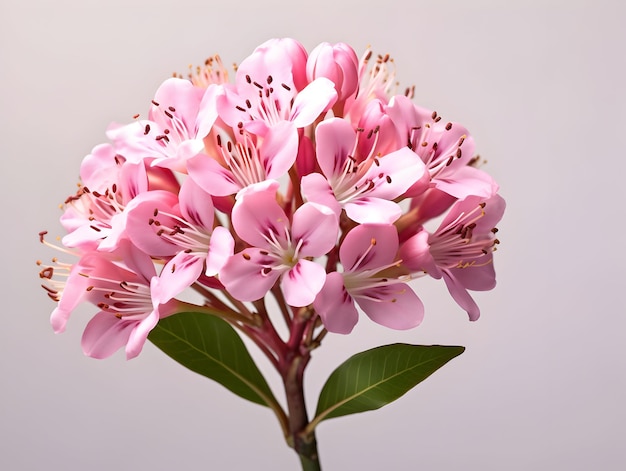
[39,230,48,243]
[445,122,452,130]
[242,253,251,261]
[151,100,160,106]
[168,106,176,112]
[456,148,462,158]
[245,99,252,108]
[281,83,291,91]
[267,75,273,84]
[245,74,252,83]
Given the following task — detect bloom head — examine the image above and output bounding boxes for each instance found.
[39,38,504,361]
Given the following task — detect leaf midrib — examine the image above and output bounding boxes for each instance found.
[313,352,454,425]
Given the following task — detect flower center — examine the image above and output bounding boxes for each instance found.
[429,203,500,269]
[150,208,212,255]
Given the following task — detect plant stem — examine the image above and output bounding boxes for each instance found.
[283,354,320,470]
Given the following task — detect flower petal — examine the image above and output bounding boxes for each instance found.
[343,197,402,224]
[291,202,338,257]
[339,224,399,273]
[281,259,326,307]
[179,178,214,230]
[187,152,241,196]
[314,117,355,179]
[205,226,234,276]
[220,248,282,302]
[301,172,341,217]
[442,270,481,321]
[355,282,424,330]
[158,252,205,301]
[289,77,337,128]
[314,272,359,334]
[231,180,288,248]
[81,312,134,359]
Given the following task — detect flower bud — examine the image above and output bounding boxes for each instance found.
[307,42,359,104]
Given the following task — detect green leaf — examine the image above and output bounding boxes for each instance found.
[312,344,464,425]
[148,311,276,408]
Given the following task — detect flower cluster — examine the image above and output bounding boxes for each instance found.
[39,38,504,359]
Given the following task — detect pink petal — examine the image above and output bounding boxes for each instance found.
[343,197,402,224]
[435,166,498,200]
[158,252,205,301]
[448,257,496,291]
[125,190,181,257]
[289,78,337,128]
[339,224,398,273]
[261,121,299,179]
[291,202,338,257]
[179,178,214,230]
[81,312,134,359]
[125,305,160,360]
[195,84,220,138]
[399,230,440,275]
[50,259,96,333]
[220,248,282,302]
[313,272,359,334]
[205,226,234,276]
[187,152,241,196]
[281,259,326,307]
[442,271,481,321]
[152,78,204,131]
[365,146,426,200]
[80,143,120,190]
[231,181,288,248]
[314,117,355,179]
[301,173,341,217]
[355,283,424,330]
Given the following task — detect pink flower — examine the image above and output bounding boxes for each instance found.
[60,144,179,252]
[220,181,338,307]
[187,124,297,197]
[314,224,424,334]
[108,78,218,173]
[217,38,337,137]
[387,95,498,200]
[301,117,426,223]
[399,194,505,320]
[44,242,181,359]
[125,178,234,301]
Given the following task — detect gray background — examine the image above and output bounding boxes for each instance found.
[2,0,625,469]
